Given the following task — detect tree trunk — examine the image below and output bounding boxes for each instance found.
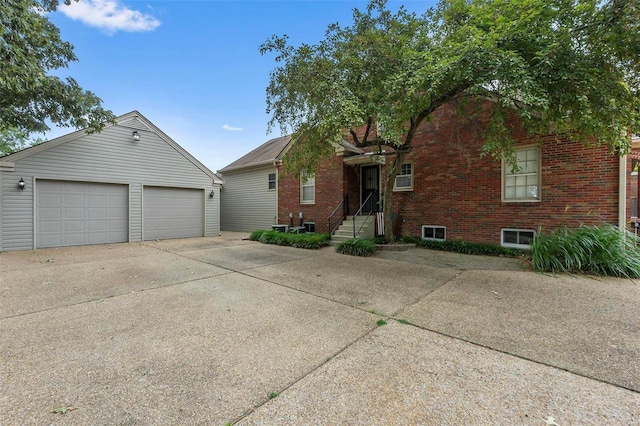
[382,151,406,244]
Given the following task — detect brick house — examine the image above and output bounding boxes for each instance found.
[223,100,637,249]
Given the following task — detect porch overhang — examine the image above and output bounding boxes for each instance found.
[343,153,386,166]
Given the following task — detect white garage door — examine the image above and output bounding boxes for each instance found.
[37,180,128,248]
[143,186,204,240]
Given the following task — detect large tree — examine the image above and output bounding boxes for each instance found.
[0,127,45,156]
[261,0,640,243]
[0,0,114,138]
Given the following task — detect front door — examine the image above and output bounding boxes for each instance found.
[361,165,380,213]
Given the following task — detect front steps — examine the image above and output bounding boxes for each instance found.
[329,215,375,245]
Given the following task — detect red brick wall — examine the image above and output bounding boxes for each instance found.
[388,102,619,243]
[343,164,360,216]
[278,155,345,233]
[277,100,624,244]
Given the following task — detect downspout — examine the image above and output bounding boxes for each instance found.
[274,161,279,226]
[619,154,627,230]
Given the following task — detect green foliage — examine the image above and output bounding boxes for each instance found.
[373,236,388,245]
[261,0,640,243]
[251,230,330,249]
[531,225,640,278]
[335,238,377,257]
[0,127,45,156]
[0,0,115,136]
[249,229,268,241]
[400,236,523,257]
[376,319,387,326]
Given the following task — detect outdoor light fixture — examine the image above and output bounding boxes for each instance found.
[209,190,215,198]
[17,177,25,191]
[132,131,140,142]
[299,212,304,226]
[288,212,293,219]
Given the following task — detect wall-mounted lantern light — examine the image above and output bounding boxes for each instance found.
[18,177,25,191]
[209,189,215,198]
[132,131,140,142]
[299,212,304,226]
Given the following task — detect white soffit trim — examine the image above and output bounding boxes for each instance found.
[343,153,386,166]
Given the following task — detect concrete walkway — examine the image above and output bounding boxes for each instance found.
[0,233,638,425]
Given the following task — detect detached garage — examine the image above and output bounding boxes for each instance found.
[0,111,223,252]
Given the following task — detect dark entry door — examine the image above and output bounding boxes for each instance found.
[361,166,380,213]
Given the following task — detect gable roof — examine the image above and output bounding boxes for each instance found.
[219,134,292,173]
[0,111,223,184]
[218,135,365,174]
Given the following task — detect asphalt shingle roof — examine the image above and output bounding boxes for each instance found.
[219,135,292,172]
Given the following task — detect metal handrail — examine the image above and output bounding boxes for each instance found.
[352,192,373,238]
[328,194,349,236]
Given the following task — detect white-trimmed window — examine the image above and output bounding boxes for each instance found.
[503,147,540,201]
[422,225,446,241]
[394,163,413,191]
[501,228,535,249]
[268,173,276,190]
[301,173,315,204]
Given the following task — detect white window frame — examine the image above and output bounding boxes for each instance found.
[502,146,541,202]
[268,173,276,191]
[501,228,536,249]
[394,162,413,191]
[422,225,446,241]
[301,173,315,204]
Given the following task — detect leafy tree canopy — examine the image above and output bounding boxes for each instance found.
[0,0,115,137]
[0,127,45,156]
[261,0,640,242]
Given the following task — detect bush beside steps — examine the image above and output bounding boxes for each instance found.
[335,238,377,256]
[249,229,330,249]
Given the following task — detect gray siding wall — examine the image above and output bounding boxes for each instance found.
[0,122,220,251]
[220,165,277,232]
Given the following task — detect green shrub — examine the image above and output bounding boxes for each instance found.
[249,230,268,241]
[400,236,523,257]
[290,233,331,249]
[531,225,640,278]
[336,238,377,256]
[252,230,330,249]
[373,236,387,245]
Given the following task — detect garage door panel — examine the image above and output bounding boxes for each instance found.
[37,180,128,248]
[143,187,203,240]
[39,207,61,219]
[39,221,61,233]
[87,221,106,231]
[64,221,85,232]
[65,207,85,219]
[87,196,107,206]
[88,208,106,219]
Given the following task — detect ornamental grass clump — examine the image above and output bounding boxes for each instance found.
[336,238,377,257]
[531,225,640,278]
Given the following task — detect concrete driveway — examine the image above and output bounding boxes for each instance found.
[1,233,638,425]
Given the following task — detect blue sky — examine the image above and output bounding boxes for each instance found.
[46,0,435,172]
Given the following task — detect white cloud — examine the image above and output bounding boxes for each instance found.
[59,0,161,33]
[222,124,243,132]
